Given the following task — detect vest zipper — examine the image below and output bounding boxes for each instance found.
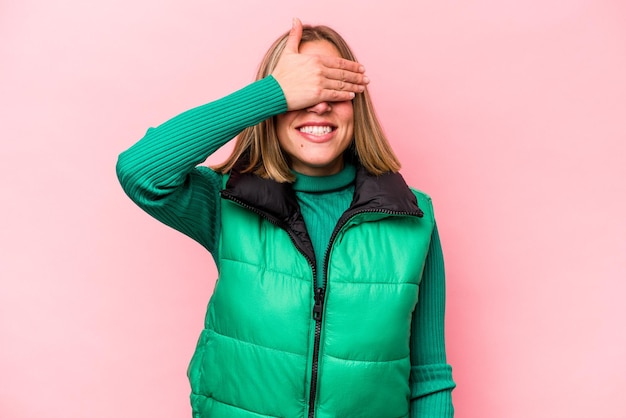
[307,286,325,418]
[307,208,422,418]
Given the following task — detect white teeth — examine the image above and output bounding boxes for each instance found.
[298,126,333,136]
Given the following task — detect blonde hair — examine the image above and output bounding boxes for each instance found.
[213,24,401,182]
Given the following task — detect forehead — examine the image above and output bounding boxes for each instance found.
[299,40,341,57]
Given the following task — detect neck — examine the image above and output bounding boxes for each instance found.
[292,164,356,193]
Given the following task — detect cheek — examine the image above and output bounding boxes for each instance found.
[275,115,292,148]
[337,104,354,132]
[343,113,355,138]
[276,112,298,137]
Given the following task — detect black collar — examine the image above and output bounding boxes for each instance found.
[220,163,423,264]
[222,165,422,222]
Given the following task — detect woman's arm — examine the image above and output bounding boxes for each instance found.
[409,223,456,417]
[116,76,287,253]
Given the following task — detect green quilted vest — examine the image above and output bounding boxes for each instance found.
[188,166,435,418]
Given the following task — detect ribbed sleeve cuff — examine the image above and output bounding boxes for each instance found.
[410,390,455,418]
[410,363,456,399]
[409,363,455,417]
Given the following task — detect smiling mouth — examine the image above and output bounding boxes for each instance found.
[297,125,335,136]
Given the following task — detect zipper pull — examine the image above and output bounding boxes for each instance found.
[312,287,325,321]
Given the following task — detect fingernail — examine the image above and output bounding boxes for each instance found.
[359,65,365,72]
[363,76,370,84]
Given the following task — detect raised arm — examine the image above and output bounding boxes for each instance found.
[116,77,286,253]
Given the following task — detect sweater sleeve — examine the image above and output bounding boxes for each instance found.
[116,76,287,255]
[409,223,456,417]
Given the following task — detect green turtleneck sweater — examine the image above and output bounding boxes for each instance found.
[117,75,455,417]
[293,165,356,287]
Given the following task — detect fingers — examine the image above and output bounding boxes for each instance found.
[284,17,302,54]
[316,55,368,95]
[316,65,369,99]
[321,89,357,103]
[324,67,369,89]
[320,79,364,98]
[319,54,365,75]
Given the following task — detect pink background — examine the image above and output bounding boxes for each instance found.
[2,1,625,417]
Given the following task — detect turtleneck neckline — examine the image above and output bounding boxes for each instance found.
[292,164,356,193]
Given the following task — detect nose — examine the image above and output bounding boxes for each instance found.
[306,101,332,114]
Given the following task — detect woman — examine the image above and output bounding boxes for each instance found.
[117,18,455,418]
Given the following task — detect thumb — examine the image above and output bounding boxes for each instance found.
[284,17,302,54]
